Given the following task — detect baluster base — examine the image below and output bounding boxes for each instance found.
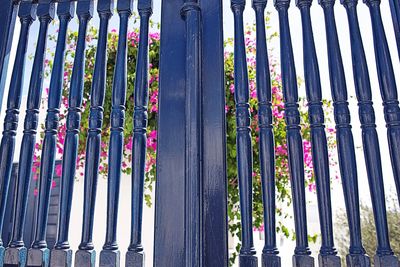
[239,254,258,267]
[293,254,315,267]
[74,249,96,267]
[262,254,281,267]
[49,248,73,267]
[374,254,399,267]
[318,254,341,267]
[0,245,4,266]
[125,250,144,267]
[26,248,49,267]
[4,246,27,267]
[99,249,120,267]
[346,254,370,267]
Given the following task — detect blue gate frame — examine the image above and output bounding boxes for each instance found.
[154,0,228,266]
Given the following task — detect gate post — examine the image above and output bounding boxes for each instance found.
[154,0,227,266]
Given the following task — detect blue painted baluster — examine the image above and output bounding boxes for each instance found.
[27,2,74,267]
[319,0,370,265]
[181,1,202,266]
[0,1,37,265]
[68,0,114,266]
[364,0,400,222]
[364,0,400,266]
[341,0,398,265]
[125,0,152,266]
[389,0,400,60]
[98,0,132,266]
[3,1,55,266]
[0,0,19,110]
[296,0,340,266]
[50,1,94,266]
[252,1,280,267]
[230,1,258,266]
[274,0,314,266]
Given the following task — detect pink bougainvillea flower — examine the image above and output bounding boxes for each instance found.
[55,164,62,177]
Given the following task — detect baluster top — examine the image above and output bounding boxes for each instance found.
[318,0,335,6]
[340,0,358,6]
[19,1,37,20]
[57,0,75,18]
[363,0,380,6]
[252,0,267,9]
[37,0,55,19]
[117,0,133,13]
[77,0,94,18]
[274,0,291,9]
[231,0,245,12]
[138,0,152,13]
[97,0,113,15]
[296,0,313,7]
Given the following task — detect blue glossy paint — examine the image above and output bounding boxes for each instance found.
[154,0,227,265]
[364,0,400,266]
[153,0,186,265]
[50,1,93,267]
[252,1,280,267]
[274,0,314,266]
[0,0,36,250]
[181,1,202,266]
[28,1,74,264]
[296,0,340,265]
[200,0,228,265]
[126,0,152,266]
[389,0,400,60]
[99,0,132,266]
[363,0,400,218]
[342,0,386,266]
[230,1,258,266]
[76,0,112,267]
[4,0,55,266]
[0,0,19,116]
[319,0,369,265]
[65,0,96,266]
[0,0,399,266]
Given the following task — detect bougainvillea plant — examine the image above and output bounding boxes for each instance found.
[33,14,337,265]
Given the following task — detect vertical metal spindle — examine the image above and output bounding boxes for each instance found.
[27,2,74,267]
[98,0,132,266]
[341,0,398,265]
[319,0,370,265]
[52,0,93,260]
[252,1,280,267]
[50,1,93,266]
[125,0,152,266]
[296,0,340,265]
[364,0,400,219]
[389,0,400,60]
[364,0,400,266]
[273,0,314,266]
[0,1,37,264]
[230,1,258,266]
[0,0,19,112]
[71,0,114,262]
[4,1,55,266]
[66,0,114,264]
[181,1,202,267]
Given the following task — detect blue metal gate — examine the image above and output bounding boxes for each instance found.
[0,0,399,266]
